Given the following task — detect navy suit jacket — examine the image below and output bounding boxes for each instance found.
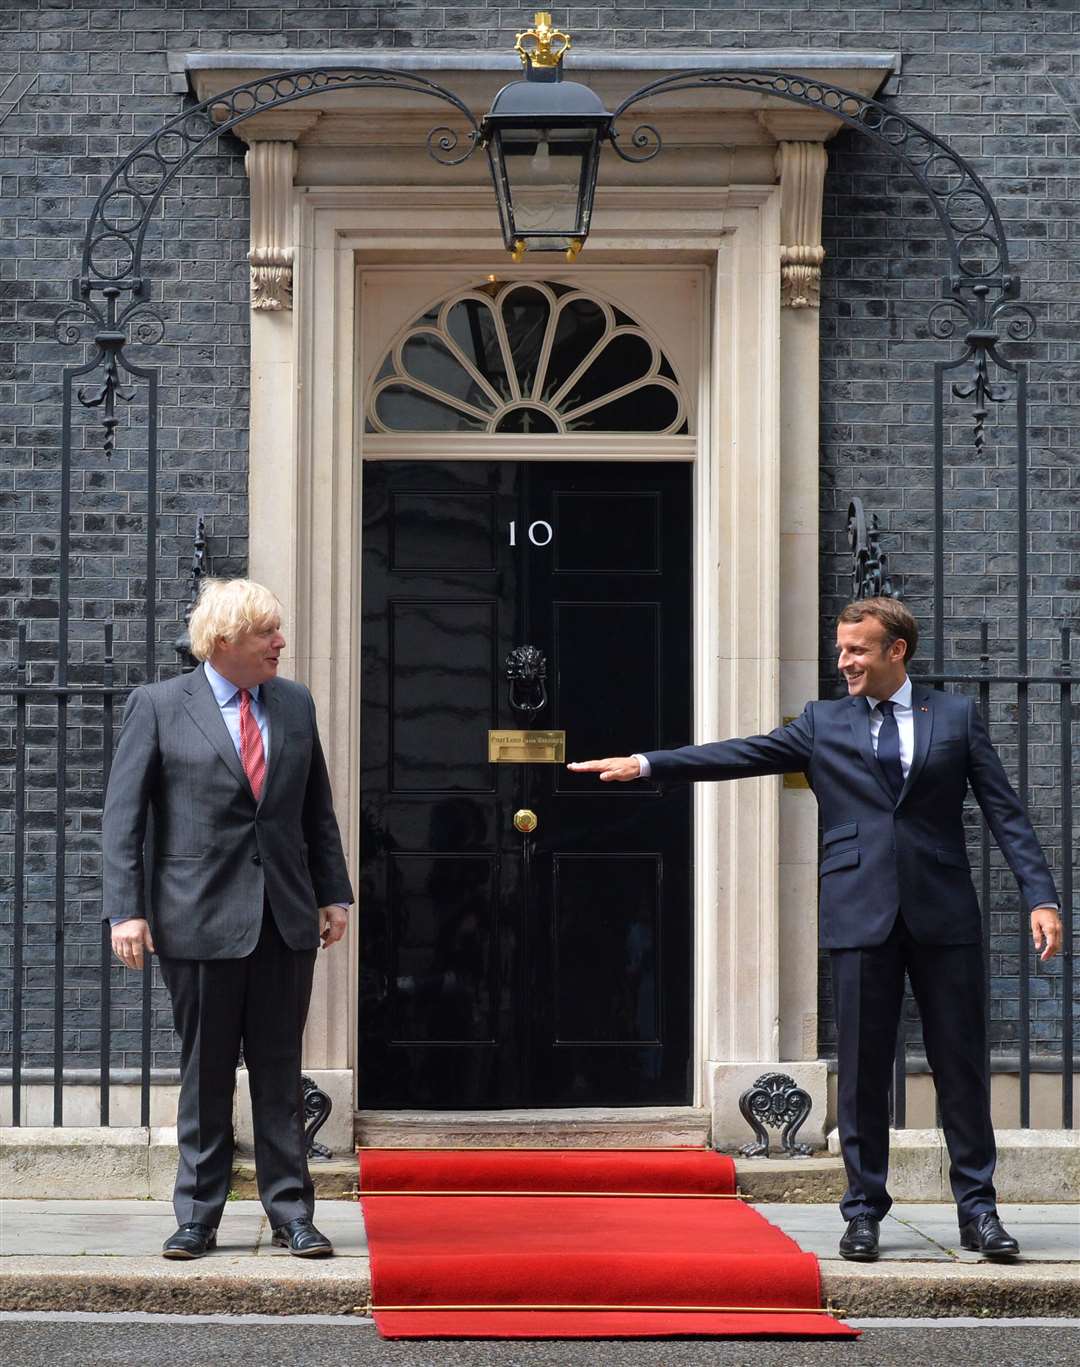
[643,683,1058,950]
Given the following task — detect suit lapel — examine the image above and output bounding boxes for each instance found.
[182,666,250,794]
[848,696,897,804]
[897,683,935,804]
[258,678,288,808]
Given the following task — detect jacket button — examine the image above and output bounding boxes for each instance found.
[252,854,262,866]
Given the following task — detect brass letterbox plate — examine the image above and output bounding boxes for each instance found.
[488,729,566,763]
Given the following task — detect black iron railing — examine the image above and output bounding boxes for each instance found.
[4,620,153,1127]
[895,626,1075,1130]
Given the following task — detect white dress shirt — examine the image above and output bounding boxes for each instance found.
[866,675,914,779]
[204,659,269,761]
[633,676,916,781]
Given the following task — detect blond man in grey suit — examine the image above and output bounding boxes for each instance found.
[104,579,353,1260]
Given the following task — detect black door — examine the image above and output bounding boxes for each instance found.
[359,461,692,1108]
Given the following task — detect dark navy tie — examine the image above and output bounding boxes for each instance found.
[875,700,904,800]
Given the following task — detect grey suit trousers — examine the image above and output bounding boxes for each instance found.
[158,902,317,1229]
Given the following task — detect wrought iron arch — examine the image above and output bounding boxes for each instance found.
[608,70,1013,290]
[58,61,1038,676]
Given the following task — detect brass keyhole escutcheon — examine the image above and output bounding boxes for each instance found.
[513,808,538,834]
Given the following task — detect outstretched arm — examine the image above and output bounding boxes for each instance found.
[569,706,815,784]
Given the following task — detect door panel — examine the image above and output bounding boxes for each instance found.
[389,600,496,792]
[359,460,691,1108]
[388,853,497,1043]
[553,853,661,1044]
[553,602,661,795]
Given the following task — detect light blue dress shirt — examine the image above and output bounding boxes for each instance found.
[203,659,269,762]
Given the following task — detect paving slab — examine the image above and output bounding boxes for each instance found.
[0,1200,368,1259]
[887,1202,1080,1262]
[762,1201,1080,1264]
[758,1204,949,1261]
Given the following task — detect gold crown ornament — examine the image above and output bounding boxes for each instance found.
[515,12,571,69]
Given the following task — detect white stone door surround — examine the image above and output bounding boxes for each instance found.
[243,179,825,1146]
[182,48,905,1146]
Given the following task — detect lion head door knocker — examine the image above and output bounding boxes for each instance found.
[506,645,548,716]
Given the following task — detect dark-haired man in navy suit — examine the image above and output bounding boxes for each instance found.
[570,597,1061,1262]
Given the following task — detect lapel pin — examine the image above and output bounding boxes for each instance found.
[918,705,929,712]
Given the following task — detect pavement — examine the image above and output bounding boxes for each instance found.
[0,1198,1077,1320]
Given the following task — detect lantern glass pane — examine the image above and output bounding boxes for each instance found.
[496,125,595,242]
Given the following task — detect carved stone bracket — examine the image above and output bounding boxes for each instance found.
[775,141,827,309]
[245,140,297,311]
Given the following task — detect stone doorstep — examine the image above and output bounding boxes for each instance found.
[1,1258,1078,1320]
[354,1107,713,1149]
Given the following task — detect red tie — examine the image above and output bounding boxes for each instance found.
[238,688,266,801]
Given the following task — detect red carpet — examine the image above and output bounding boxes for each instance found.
[358,1149,857,1340]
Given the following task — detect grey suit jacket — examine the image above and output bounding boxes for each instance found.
[102,668,354,959]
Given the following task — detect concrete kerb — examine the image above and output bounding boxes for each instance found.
[2,1256,1078,1319]
[0,1257,370,1317]
[820,1262,1080,1319]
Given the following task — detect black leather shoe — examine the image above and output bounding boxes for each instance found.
[959,1212,1020,1260]
[839,1214,880,1261]
[162,1222,217,1260]
[271,1217,334,1258]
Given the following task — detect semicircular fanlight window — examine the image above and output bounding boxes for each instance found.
[367,280,688,435]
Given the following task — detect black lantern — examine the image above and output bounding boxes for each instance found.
[481,13,612,262]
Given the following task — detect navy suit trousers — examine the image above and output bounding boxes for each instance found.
[830,917,996,1225]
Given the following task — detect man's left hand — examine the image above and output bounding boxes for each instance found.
[319,904,348,949]
[1031,905,1062,962]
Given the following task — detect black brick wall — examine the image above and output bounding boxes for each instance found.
[1,0,1077,1081]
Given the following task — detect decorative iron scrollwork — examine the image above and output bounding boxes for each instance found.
[80,67,483,298]
[506,645,548,715]
[55,286,164,459]
[607,69,1032,444]
[65,62,1033,469]
[302,1074,333,1160]
[848,497,894,601]
[738,1071,813,1158]
[928,284,1036,451]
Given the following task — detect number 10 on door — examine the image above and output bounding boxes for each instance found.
[509,520,554,547]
